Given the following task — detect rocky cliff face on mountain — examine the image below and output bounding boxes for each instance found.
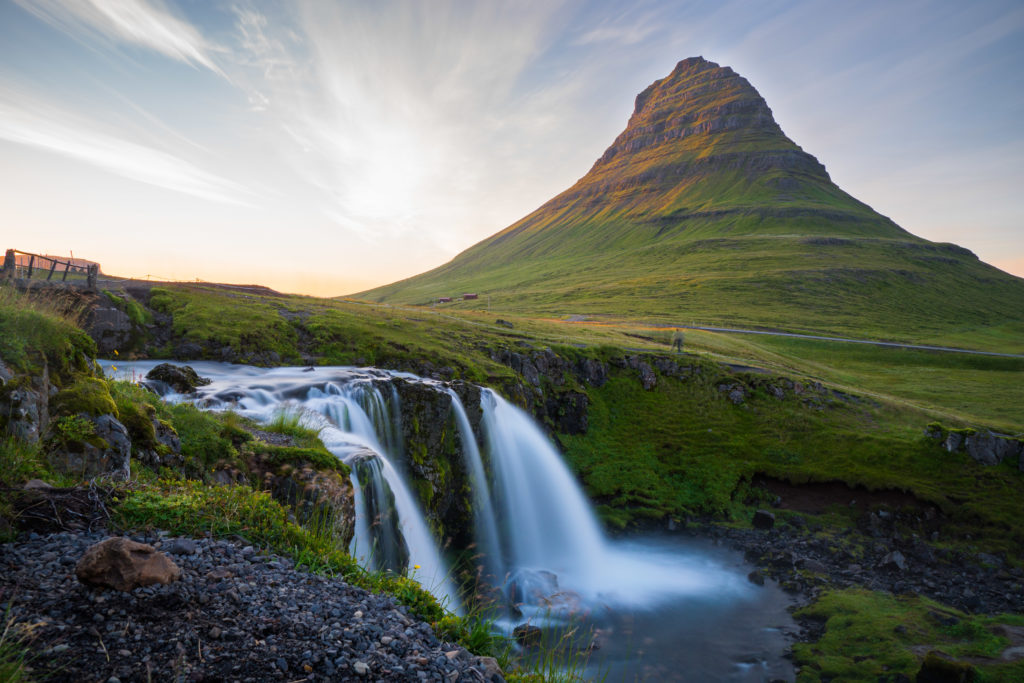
[532,56,901,235]
[361,57,1024,339]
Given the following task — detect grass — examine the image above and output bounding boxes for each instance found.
[560,358,1024,558]
[0,608,32,683]
[0,283,94,380]
[112,480,450,621]
[793,588,1024,682]
[148,286,300,363]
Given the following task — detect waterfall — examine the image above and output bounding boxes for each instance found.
[109,361,748,616]
[481,389,606,576]
[120,363,462,612]
[106,361,795,681]
[349,453,409,573]
[476,389,746,610]
[446,389,504,580]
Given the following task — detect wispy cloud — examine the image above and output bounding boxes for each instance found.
[13,0,225,77]
[0,82,251,205]
[573,10,663,46]
[220,0,642,249]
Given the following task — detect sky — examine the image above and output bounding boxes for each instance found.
[1,0,1022,296]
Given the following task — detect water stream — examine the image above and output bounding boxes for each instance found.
[106,361,795,681]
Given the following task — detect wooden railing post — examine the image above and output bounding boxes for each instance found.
[26,254,35,279]
[2,249,14,279]
[87,264,98,289]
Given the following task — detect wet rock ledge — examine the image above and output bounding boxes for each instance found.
[0,530,503,682]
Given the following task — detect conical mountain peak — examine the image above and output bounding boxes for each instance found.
[359,58,1024,340]
[597,57,791,169]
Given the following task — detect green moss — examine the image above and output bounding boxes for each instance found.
[103,290,152,327]
[144,286,300,363]
[165,403,238,472]
[0,285,96,384]
[793,588,1024,682]
[253,444,349,475]
[50,378,118,418]
[119,401,157,450]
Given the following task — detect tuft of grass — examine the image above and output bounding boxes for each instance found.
[0,284,94,381]
[265,406,322,441]
[0,438,47,488]
[0,608,33,683]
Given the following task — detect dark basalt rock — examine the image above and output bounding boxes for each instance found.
[916,650,976,683]
[145,363,212,394]
[752,509,775,530]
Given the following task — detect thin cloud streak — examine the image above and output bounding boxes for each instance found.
[13,0,226,78]
[0,83,252,206]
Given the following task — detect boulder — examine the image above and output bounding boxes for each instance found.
[46,414,131,481]
[513,624,543,647]
[87,305,134,355]
[472,655,505,682]
[2,385,49,442]
[879,550,907,572]
[76,537,181,591]
[145,363,212,394]
[752,509,775,530]
[575,357,608,387]
[931,425,1023,467]
[915,650,975,683]
[542,391,588,435]
[963,431,1022,467]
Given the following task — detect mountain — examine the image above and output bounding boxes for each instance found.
[358,57,1024,342]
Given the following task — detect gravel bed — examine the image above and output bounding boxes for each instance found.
[0,530,503,682]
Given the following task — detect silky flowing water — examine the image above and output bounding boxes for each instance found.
[106,361,796,681]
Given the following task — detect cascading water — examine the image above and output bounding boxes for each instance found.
[476,390,753,609]
[109,361,796,680]
[349,454,408,573]
[112,361,461,611]
[446,388,504,579]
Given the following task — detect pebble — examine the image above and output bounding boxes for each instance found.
[1,530,503,682]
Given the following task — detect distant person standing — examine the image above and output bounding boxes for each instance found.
[671,329,684,352]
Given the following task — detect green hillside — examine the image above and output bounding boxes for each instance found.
[359,58,1024,342]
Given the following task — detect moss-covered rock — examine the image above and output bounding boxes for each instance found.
[393,378,475,549]
[246,445,355,549]
[145,363,212,394]
[50,378,118,419]
[45,414,130,481]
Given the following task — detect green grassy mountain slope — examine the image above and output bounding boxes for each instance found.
[359,57,1024,342]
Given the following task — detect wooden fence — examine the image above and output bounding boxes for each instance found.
[2,249,98,288]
